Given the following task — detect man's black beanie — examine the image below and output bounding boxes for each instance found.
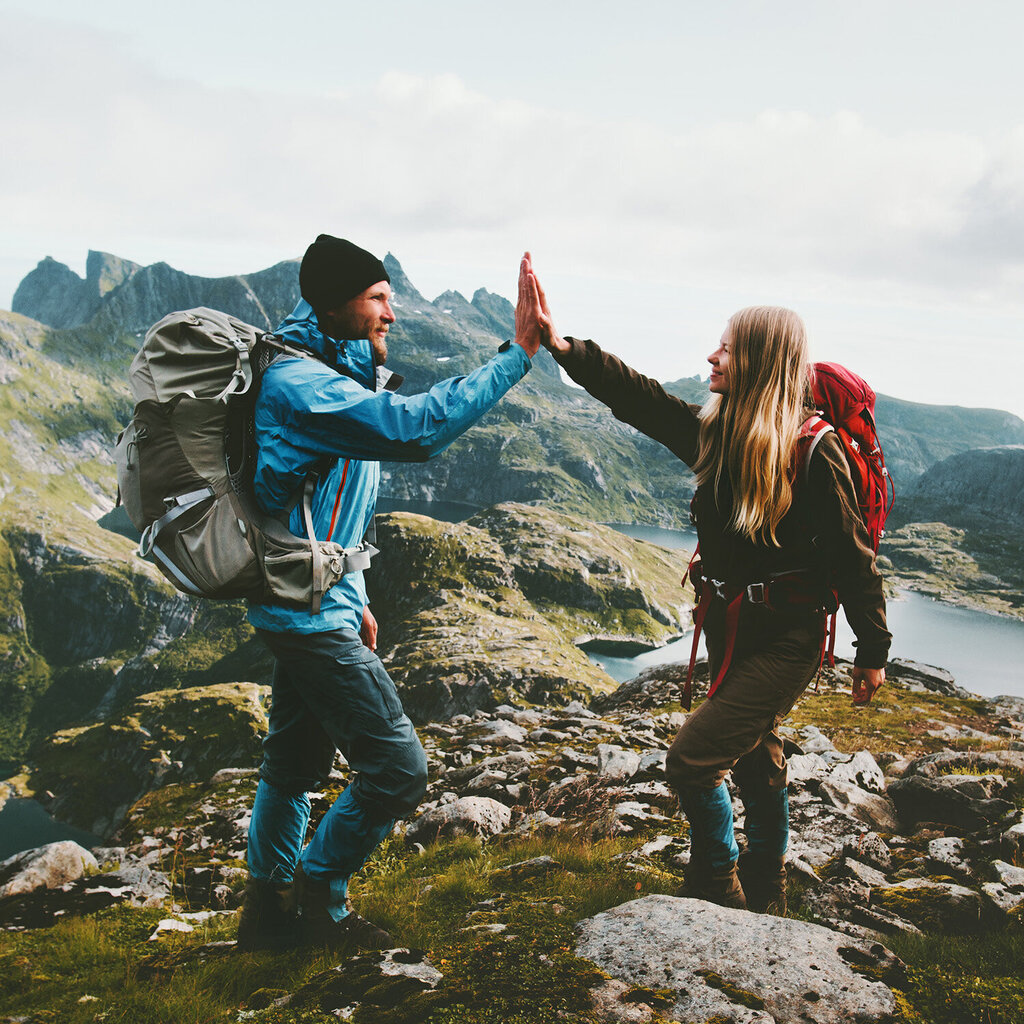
[299,234,390,312]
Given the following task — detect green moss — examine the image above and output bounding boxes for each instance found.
[697,970,766,1011]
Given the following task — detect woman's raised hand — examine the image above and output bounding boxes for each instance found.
[514,252,569,357]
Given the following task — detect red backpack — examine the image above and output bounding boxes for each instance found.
[798,362,895,669]
[801,362,893,551]
[681,361,894,709]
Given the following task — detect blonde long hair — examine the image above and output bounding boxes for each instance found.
[693,306,812,546]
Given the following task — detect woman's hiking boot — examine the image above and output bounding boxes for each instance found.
[681,860,748,910]
[293,863,394,950]
[236,878,300,951]
[738,851,787,915]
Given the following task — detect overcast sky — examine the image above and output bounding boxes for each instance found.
[2,0,1022,416]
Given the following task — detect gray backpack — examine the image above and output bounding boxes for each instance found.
[115,307,376,612]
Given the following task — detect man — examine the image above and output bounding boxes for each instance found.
[238,235,540,950]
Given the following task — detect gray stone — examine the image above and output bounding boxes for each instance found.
[989,859,1024,889]
[469,719,529,746]
[405,796,512,845]
[828,752,886,794]
[888,774,1015,830]
[871,878,998,934]
[576,894,900,1024]
[787,752,831,786]
[842,832,893,872]
[839,857,889,889]
[0,841,98,898]
[586,977,661,1022]
[596,744,642,779]
[818,780,900,832]
[927,837,970,875]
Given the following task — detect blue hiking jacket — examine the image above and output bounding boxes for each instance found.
[247,299,531,634]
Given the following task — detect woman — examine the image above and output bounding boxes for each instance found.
[519,256,889,913]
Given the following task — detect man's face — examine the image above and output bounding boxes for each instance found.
[322,280,395,365]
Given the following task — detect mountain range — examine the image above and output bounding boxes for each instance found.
[1,250,1023,768]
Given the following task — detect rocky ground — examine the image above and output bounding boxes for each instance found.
[1,659,1022,1024]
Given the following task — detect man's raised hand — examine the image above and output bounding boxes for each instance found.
[514,252,569,357]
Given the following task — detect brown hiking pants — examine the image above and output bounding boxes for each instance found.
[665,612,823,792]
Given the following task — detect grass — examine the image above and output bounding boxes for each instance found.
[887,927,1024,1024]
[2,818,1022,1023]
[0,831,673,1024]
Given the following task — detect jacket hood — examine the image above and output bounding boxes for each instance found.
[275,299,377,390]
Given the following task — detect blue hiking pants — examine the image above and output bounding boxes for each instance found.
[247,628,428,918]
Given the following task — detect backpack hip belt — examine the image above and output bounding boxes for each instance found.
[681,559,836,711]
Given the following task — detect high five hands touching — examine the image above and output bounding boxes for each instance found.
[514,252,569,357]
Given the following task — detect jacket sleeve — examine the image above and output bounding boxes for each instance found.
[554,337,702,466]
[808,433,891,669]
[264,343,531,462]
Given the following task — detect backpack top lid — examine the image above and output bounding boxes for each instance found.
[810,361,877,433]
[129,307,263,405]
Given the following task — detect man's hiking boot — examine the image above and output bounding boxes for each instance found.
[681,860,747,910]
[236,878,299,951]
[293,864,394,951]
[738,852,787,915]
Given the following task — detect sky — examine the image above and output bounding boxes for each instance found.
[2,0,1023,416]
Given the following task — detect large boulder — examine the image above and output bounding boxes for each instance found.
[575,894,902,1024]
[0,840,97,898]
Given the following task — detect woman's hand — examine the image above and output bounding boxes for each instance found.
[514,252,569,356]
[851,666,884,705]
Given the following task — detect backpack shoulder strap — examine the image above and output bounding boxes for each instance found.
[798,414,834,482]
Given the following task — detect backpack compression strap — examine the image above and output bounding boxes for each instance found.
[136,487,215,596]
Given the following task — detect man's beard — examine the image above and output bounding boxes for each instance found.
[371,334,388,366]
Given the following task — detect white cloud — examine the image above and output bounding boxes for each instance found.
[2,12,1023,416]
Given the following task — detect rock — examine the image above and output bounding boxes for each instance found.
[828,752,887,794]
[926,837,971,876]
[278,948,443,1017]
[491,856,562,880]
[586,977,662,1022]
[787,752,831,786]
[871,878,999,934]
[842,832,893,872]
[1002,818,1024,856]
[576,894,902,1024]
[888,774,1016,831]
[468,719,529,747]
[837,857,889,889]
[886,659,970,698]
[596,744,642,780]
[818,780,901,832]
[0,841,98,897]
[405,796,512,845]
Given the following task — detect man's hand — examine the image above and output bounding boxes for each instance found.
[851,666,884,705]
[514,252,569,357]
[361,605,378,652]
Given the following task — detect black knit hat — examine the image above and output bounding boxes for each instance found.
[299,234,390,312]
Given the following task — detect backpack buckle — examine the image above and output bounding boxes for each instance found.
[746,582,767,604]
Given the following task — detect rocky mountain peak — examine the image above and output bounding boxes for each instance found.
[382,253,427,306]
[85,250,140,299]
[12,257,97,329]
